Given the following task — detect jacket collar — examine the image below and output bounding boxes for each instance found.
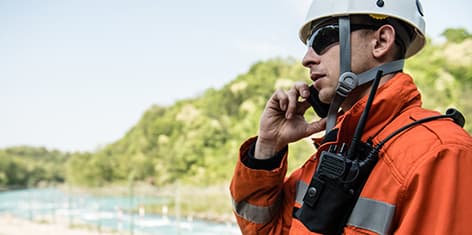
[322,72,423,145]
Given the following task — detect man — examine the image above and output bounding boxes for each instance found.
[230,0,472,234]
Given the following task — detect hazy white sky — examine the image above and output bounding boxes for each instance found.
[1,0,471,152]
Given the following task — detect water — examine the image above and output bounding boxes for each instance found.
[0,188,241,235]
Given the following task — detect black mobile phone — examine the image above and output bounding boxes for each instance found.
[306,85,330,118]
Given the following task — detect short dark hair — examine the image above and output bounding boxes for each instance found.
[351,15,415,59]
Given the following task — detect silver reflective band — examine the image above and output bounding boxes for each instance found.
[295,180,395,234]
[232,197,281,224]
[295,180,309,206]
[347,197,396,235]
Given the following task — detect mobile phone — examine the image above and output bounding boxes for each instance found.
[306,85,330,118]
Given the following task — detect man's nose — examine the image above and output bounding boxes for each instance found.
[302,47,321,68]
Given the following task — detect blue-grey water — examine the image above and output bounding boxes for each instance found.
[0,188,240,235]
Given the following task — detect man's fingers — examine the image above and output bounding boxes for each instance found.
[270,83,312,119]
[294,82,311,99]
[285,82,310,119]
[285,88,298,119]
[271,89,289,111]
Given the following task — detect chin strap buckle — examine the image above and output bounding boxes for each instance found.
[336,72,358,97]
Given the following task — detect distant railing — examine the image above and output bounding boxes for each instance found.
[0,184,240,235]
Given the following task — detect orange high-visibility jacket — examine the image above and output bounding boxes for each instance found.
[230,73,472,235]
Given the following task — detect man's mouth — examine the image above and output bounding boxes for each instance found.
[310,72,326,82]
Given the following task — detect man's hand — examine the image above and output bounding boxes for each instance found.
[255,82,326,159]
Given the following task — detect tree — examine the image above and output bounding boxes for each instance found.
[442,28,472,43]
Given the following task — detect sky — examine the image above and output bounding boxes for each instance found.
[1,0,471,152]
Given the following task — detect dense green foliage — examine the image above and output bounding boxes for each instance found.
[442,28,472,43]
[0,146,70,187]
[1,29,471,188]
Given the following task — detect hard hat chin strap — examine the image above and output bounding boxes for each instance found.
[324,16,405,132]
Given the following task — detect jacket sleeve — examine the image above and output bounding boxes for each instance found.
[394,144,472,235]
[229,137,292,235]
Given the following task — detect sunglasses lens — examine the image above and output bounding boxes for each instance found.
[308,25,339,54]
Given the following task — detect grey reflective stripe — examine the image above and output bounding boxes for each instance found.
[295,181,395,234]
[347,197,396,235]
[232,197,281,224]
[295,180,308,206]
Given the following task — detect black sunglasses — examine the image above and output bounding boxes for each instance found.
[307,23,379,55]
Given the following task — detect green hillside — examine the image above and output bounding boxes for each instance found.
[0,146,69,187]
[1,29,471,189]
[65,57,318,187]
[65,31,472,188]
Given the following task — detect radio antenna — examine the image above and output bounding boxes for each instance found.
[347,70,383,159]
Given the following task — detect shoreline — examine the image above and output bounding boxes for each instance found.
[0,213,241,235]
[57,183,237,224]
[0,214,120,235]
[3,184,237,224]
[0,185,239,234]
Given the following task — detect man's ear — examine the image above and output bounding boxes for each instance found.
[372,24,397,59]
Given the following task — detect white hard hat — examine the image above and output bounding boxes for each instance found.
[299,0,426,58]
